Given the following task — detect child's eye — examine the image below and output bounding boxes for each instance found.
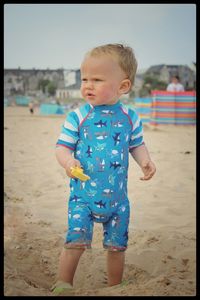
[94,79,102,82]
[81,78,87,82]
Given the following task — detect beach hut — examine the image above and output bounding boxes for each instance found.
[15,96,30,106]
[150,90,196,125]
[39,103,65,115]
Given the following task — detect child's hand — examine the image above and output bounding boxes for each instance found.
[140,160,156,181]
[65,158,81,178]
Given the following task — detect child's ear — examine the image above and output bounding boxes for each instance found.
[119,79,131,94]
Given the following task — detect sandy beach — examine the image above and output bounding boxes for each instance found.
[4,106,196,296]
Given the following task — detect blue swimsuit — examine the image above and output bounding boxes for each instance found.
[56,101,144,251]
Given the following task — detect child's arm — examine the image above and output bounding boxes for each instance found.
[130,143,156,180]
[55,146,81,178]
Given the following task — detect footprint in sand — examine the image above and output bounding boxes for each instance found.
[181,258,189,266]
[14,197,24,203]
[157,276,171,286]
[147,236,159,244]
[38,220,52,226]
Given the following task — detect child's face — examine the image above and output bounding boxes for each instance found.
[80,54,128,106]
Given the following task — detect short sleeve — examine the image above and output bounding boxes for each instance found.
[128,108,144,152]
[56,111,79,151]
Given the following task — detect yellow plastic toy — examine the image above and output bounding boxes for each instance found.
[70,167,90,181]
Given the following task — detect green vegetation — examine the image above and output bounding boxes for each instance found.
[139,75,167,97]
[38,79,57,96]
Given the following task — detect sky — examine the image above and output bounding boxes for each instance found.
[4,3,196,71]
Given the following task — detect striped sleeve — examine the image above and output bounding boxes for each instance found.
[56,110,80,151]
[128,108,144,152]
[56,104,92,150]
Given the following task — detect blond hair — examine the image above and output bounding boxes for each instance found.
[85,43,137,89]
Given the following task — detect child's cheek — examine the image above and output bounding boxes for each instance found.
[99,86,114,99]
[80,86,85,96]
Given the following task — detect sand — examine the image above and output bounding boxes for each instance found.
[4,106,196,296]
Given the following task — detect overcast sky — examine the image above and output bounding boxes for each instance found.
[4,3,196,71]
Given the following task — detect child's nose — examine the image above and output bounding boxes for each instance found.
[86,80,94,89]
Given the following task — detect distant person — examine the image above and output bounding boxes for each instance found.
[52,43,156,295]
[166,75,185,92]
[28,102,34,114]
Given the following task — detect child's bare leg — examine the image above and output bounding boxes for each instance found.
[58,247,85,286]
[107,251,125,286]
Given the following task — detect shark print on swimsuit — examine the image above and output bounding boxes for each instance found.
[86,145,93,158]
[94,120,107,127]
[112,132,121,146]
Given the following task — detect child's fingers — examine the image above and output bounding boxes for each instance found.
[140,175,153,180]
[140,169,156,180]
[74,159,81,167]
[66,168,75,178]
[65,160,80,178]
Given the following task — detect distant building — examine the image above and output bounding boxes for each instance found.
[4,68,65,97]
[56,69,81,100]
[4,67,83,100]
